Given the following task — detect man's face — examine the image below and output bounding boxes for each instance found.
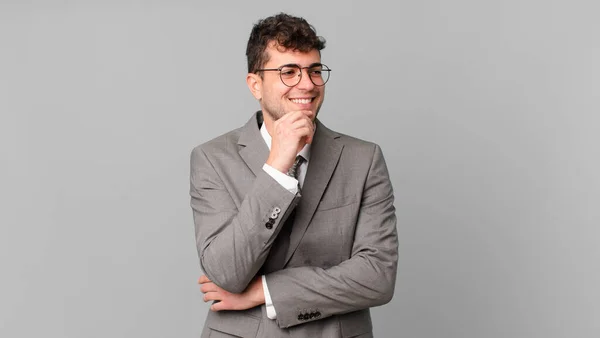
[255,45,325,121]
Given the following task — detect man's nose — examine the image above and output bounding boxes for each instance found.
[295,69,315,90]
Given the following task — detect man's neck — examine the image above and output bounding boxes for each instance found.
[261,111,275,137]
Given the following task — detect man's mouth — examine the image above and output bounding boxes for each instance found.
[289,98,314,104]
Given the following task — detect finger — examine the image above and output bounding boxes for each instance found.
[200,282,219,293]
[198,275,211,284]
[203,291,222,302]
[289,117,314,133]
[211,300,227,312]
[299,110,315,120]
[274,110,298,125]
[290,111,313,124]
[292,125,314,139]
[305,132,314,144]
[277,111,307,125]
[273,113,312,139]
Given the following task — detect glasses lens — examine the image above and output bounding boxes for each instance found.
[278,64,331,86]
[308,64,330,86]
[280,65,301,86]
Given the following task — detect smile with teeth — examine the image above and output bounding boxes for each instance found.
[290,98,313,104]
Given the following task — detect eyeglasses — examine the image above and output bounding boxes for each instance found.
[256,63,331,87]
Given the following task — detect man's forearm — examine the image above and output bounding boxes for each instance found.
[191,148,300,293]
[266,234,398,328]
[265,144,398,329]
[199,275,265,311]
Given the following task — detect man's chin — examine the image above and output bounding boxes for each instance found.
[263,107,319,121]
[290,108,319,121]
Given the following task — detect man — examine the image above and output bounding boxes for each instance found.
[190,13,398,337]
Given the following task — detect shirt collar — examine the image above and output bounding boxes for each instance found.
[260,122,312,162]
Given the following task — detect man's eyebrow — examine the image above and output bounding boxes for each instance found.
[278,62,323,68]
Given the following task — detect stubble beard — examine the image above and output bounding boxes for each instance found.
[261,100,322,122]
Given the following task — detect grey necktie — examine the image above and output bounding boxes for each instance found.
[262,155,305,274]
[287,155,305,182]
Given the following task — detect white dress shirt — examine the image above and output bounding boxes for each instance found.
[260,122,311,319]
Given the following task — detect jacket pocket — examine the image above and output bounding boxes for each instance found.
[317,194,358,211]
[206,310,260,338]
[339,309,373,338]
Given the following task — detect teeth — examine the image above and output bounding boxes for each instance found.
[290,98,312,104]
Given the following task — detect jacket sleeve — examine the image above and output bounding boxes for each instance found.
[190,146,299,293]
[265,144,398,328]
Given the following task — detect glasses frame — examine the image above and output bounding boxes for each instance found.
[255,63,331,87]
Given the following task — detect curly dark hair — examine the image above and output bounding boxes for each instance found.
[246,13,326,74]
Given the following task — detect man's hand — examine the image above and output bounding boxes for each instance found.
[198,275,265,311]
[266,110,315,173]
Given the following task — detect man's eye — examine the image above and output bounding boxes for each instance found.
[281,69,296,76]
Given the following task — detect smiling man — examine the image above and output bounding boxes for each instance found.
[190,13,398,337]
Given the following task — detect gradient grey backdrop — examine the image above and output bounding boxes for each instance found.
[1,1,599,337]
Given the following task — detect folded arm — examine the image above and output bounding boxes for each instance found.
[190,146,299,293]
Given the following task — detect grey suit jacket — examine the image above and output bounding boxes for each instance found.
[190,112,398,338]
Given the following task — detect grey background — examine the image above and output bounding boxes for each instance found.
[1,1,599,337]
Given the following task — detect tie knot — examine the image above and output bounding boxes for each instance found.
[287,155,305,179]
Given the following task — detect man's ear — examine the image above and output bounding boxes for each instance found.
[246,73,262,100]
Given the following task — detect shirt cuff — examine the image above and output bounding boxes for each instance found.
[262,275,277,319]
[262,163,298,194]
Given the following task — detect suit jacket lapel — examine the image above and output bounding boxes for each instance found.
[237,112,269,177]
[236,112,344,267]
[284,119,343,266]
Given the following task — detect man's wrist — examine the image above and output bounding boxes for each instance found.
[266,157,290,174]
[262,275,277,319]
[262,164,299,194]
[250,276,265,306]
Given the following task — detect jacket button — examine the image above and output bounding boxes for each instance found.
[273,207,281,213]
[315,311,321,317]
[298,314,303,321]
[266,223,273,229]
[303,313,310,320]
